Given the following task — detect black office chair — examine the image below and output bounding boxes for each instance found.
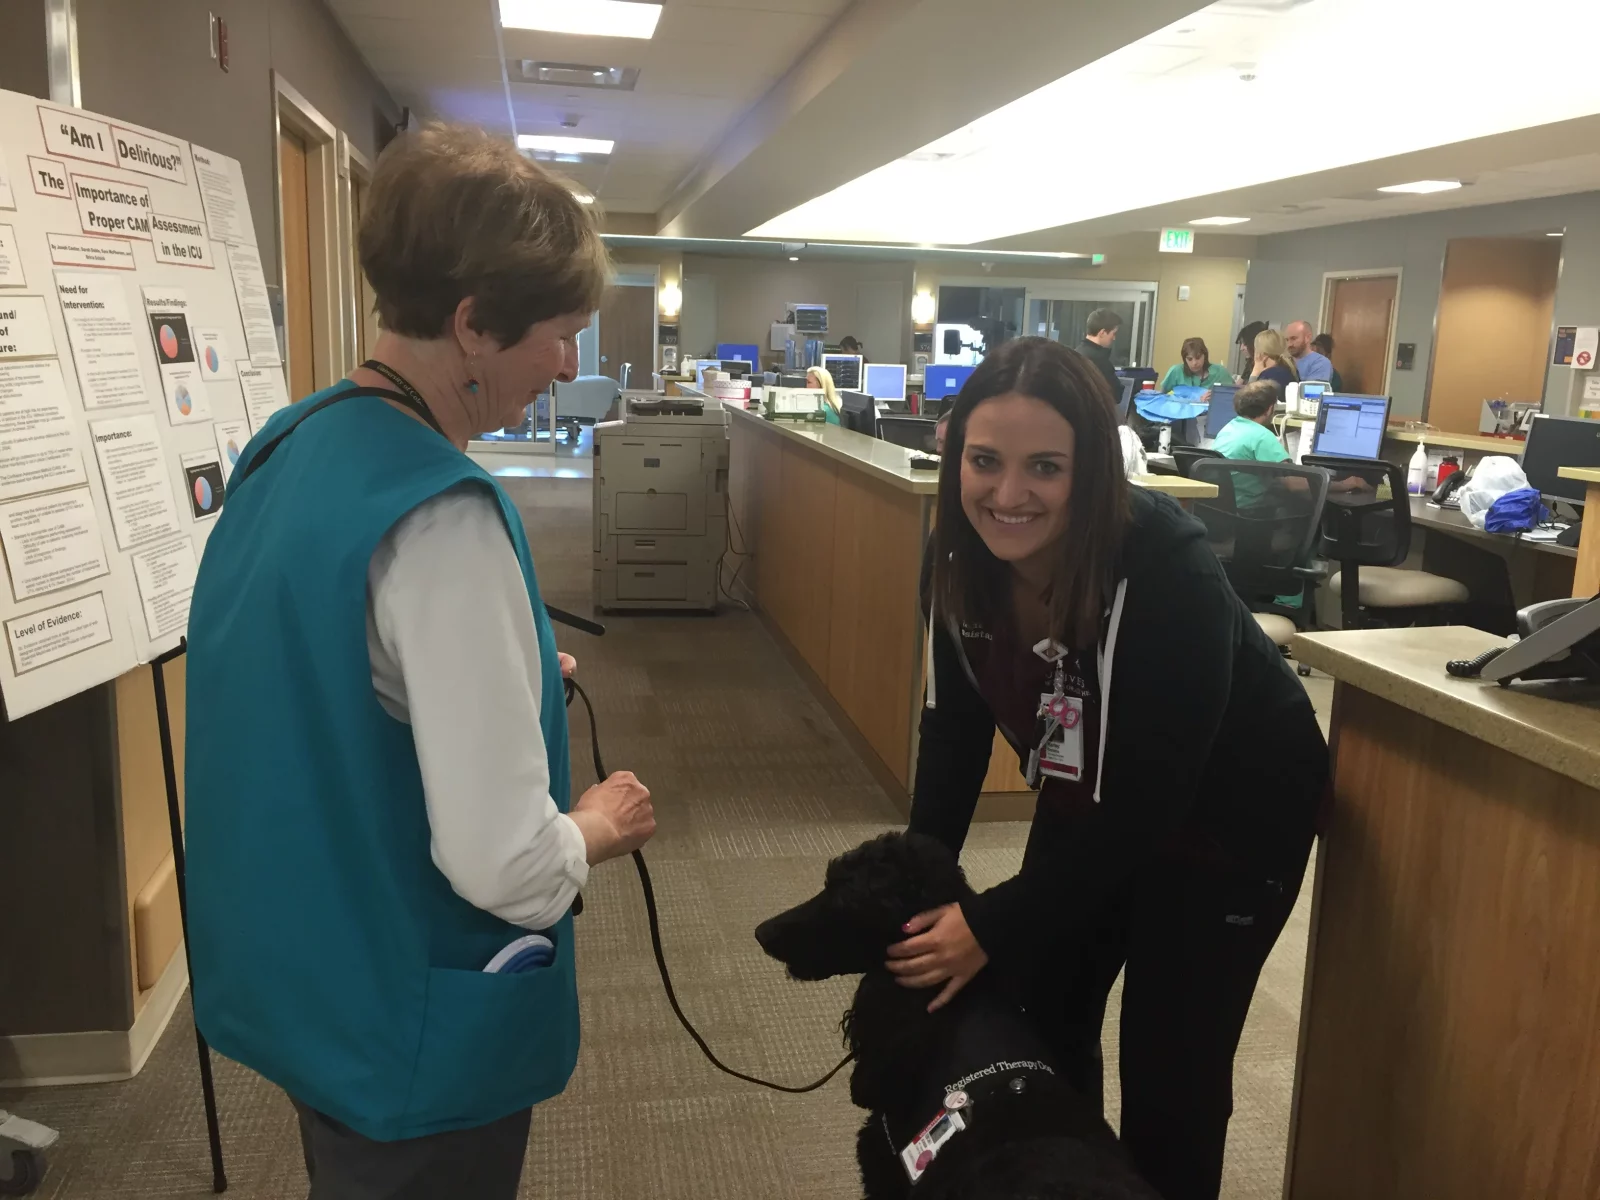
[1302,454,1469,630]
[877,416,938,453]
[1191,460,1331,664]
[1173,446,1224,478]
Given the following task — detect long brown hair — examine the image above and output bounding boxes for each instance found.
[1180,336,1211,375]
[932,337,1129,648]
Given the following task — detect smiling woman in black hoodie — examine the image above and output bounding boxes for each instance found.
[885,337,1327,1200]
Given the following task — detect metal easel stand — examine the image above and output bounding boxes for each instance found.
[151,639,228,1194]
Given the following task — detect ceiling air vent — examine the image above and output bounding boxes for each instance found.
[519,61,640,90]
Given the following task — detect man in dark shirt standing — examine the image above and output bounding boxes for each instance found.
[1079,308,1123,403]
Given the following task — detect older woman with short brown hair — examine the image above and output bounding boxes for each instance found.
[184,123,655,1199]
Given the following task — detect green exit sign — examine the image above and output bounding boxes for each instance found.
[1160,227,1195,254]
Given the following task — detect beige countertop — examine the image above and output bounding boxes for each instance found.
[1293,626,1600,790]
[726,404,1222,500]
[725,402,939,494]
[1129,474,1220,498]
[1558,466,1600,485]
[1385,427,1526,454]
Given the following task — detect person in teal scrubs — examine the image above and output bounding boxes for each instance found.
[185,124,656,1199]
[1211,379,1301,508]
[809,364,842,424]
[1157,337,1235,395]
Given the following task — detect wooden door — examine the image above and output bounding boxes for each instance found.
[1327,275,1398,395]
[1428,238,1560,433]
[351,175,378,362]
[597,284,655,384]
[278,128,315,402]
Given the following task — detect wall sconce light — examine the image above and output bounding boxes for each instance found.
[910,290,936,325]
[659,281,682,318]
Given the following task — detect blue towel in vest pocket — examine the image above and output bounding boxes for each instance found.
[406,956,580,1130]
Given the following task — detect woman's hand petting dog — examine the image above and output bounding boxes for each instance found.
[886,903,989,1012]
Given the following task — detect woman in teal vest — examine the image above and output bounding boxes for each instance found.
[185,123,656,1199]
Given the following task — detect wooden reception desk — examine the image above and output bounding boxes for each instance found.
[724,403,1215,807]
[1286,626,1600,1200]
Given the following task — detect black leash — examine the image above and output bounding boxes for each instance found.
[563,674,853,1094]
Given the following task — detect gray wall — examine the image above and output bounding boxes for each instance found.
[50,0,398,288]
[1245,193,1600,419]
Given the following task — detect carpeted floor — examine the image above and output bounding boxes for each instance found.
[0,476,1322,1199]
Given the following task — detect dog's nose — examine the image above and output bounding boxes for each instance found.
[753,916,781,956]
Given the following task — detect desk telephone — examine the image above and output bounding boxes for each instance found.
[1447,595,1600,685]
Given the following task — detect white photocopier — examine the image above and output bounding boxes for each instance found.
[592,395,730,612]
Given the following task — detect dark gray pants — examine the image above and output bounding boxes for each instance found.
[293,1099,531,1200]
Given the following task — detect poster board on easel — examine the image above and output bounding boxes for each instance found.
[0,87,290,720]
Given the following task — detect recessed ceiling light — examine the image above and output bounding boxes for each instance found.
[788,256,799,261]
[1190,216,1250,226]
[1547,230,1564,236]
[572,191,595,205]
[1377,179,1462,194]
[500,0,662,39]
[517,134,614,156]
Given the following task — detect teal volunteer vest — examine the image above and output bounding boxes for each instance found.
[185,383,579,1141]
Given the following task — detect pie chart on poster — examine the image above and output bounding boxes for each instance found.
[159,324,179,360]
[194,476,214,511]
[225,438,240,465]
[205,345,220,373]
[175,384,193,416]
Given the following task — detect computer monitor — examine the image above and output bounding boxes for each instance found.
[1309,394,1391,459]
[1117,366,1158,390]
[1117,378,1136,422]
[1521,415,1600,506]
[822,353,863,390]
[1204,385,1240,438]
[719,359,753,378]
[715,343,761,370]
[839,389,876,436]
[924,364,975,398]
[863,363,908,402]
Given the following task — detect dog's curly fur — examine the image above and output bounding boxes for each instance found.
[756,832,1158,1200]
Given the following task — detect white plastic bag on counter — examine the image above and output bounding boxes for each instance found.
[1119,426,1148,477]
[1456,455,1530,529]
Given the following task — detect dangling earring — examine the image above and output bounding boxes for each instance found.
[466,355,481,394]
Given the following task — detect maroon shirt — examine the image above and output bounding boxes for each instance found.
[958,622,1101,817]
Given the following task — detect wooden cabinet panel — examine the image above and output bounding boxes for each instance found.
[1289,685,1600,1200]
[772,443,837,678]
[826,471,925,785]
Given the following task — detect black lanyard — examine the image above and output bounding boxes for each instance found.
[360,359,447,437]
[230,380,449,492]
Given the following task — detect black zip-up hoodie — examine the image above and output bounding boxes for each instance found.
[910,486,1328,969]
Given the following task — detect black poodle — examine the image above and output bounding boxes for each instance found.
[755,832,1158,1200]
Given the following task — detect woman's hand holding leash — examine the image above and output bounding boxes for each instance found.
[571,771,655,864]
[886,904,989,1012]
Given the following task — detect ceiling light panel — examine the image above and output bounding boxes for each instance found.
[750,0,1600,245]
[517,134,615,156]
[1190,216,1251,225]
[519,61,640,91]
[1376,180,1463,194]
[500,0,663,40]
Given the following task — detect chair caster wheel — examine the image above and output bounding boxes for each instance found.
[1297,664,1312,677]
[0,1148,47,1196]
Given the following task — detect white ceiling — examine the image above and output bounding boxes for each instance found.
[323,0,853,213]
[325,0,1600,246]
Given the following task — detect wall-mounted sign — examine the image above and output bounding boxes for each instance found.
[1159,228,1194,254]
[1395,342,1416,371]
[1571,327,1598,370]
[1554,325,1577,365]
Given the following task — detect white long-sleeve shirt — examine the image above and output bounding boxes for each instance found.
[365,483,588,931]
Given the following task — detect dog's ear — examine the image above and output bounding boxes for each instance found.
[842,972,938,1110]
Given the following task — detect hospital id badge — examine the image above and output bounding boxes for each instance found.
[1037,693,1084,781]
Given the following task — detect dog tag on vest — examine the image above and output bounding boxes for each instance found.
[900,1108,966,1183]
